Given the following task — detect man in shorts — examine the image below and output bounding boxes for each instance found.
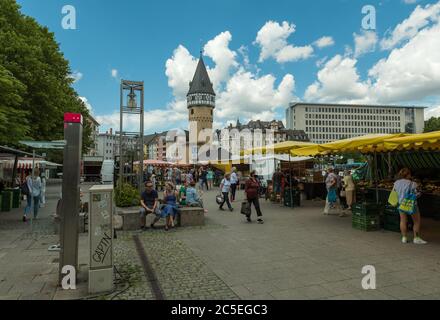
[139,181,161,230]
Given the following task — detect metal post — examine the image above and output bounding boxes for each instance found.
[374,150,379,204]
[139,85,144,193]
[289,153,293,208]
[11,154,19,187]
[119,82,123,185]
[59,113,83,283]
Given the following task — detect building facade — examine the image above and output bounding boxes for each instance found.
[218,119,309,151]
[286,102,425,144]
[97,128,118,161]
[84,115,100,157]
[187,53,215,148]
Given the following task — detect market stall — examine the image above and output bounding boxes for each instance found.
[244,141,317,207]
[292,131,440,231]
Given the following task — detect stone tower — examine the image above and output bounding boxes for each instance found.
[187,53,215,147]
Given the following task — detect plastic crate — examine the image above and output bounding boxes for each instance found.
[1,191,13,212]
[352,202,383,216]
[352,214,381,231]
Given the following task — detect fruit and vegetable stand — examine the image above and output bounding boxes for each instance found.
[291,131,440,231]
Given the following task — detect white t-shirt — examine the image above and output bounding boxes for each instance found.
[221,179,232,193]
[230,172,238,184]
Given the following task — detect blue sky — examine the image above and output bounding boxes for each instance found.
[17,0,440,133]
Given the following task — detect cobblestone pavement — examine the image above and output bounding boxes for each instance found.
[3,182,440,300]
[173,190,440,300]
[105,230,238,300]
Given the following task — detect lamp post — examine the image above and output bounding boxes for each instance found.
[119,80,144,193]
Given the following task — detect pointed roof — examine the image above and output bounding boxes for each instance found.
[187,54,216,96]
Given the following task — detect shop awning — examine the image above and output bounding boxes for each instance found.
[291,133,407,156]
[383,131,440,151]
[243,141,316,155]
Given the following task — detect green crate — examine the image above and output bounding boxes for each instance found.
[352,214,381,231]
[352,202,383,216]
[1,191,13,212]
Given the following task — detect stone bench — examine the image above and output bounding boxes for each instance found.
[177,207,205,227]
[116,208,140,231]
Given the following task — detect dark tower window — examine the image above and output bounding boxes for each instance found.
[211,110,213,116]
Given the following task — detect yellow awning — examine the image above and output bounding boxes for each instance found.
[383,131,440,151]
[291,133,406,156]
[243,141,316,155]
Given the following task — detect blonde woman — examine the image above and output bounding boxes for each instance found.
[394,168,427,244]
[343,170,356,211]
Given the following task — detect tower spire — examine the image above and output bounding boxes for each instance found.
[187,53,215,97]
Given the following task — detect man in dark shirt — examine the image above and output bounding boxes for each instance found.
[139,181,160,230]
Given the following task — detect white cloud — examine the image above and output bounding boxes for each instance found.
[216,69,296,121]
[381,1,440,50]
[316,56,328,68]
[353,30,378,57]
[165,45,198,99]
[79,97,93,114]
[369,22,440,102]
[403,0,418,4]
[314,36,335,48]
[97,29,297,133]
[70,71,83,83]
[203,31,238,88]
[306,3,440,106]
[254,21,314,63]
[425,105,440,119]
[111,69,118,78]
[304,55,370,103]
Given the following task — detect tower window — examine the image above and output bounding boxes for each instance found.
[191,109,194,115]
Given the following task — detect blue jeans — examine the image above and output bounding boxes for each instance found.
[33,196,40,218]
[24,196,32,216]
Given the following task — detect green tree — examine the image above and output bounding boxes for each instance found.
[424,117,440,133]
[0,65,29,144]
[0,0,91,154]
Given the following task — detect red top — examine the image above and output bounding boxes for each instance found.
[245,178,260,200]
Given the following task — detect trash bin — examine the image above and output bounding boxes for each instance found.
[6,188,21,209]
[1,191,13,212]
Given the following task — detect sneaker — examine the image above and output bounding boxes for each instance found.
[22,216,27,222]
[413,237,428,245]
[246,216,252,223]
[401,236,408,244]
[257,219,264,224]
[229,208,234,212]
[219,207,225,211]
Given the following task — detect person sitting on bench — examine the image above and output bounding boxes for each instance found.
[186,181,207,213]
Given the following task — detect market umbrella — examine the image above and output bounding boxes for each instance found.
[243,141,316,156]
[291,133,406,157]
[383,131,440,152]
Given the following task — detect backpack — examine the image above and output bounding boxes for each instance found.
[20,181,30,196]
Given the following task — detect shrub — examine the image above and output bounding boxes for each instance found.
[114,183,140,208]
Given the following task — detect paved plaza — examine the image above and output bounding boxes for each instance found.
[1,182,440,300]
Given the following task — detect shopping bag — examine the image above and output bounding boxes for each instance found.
[215,194,224,205]
[327,188,337,203]
[388,189,399,207]
[340,189,346,198]
[240,201,251,216]
[398,193,417,215]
